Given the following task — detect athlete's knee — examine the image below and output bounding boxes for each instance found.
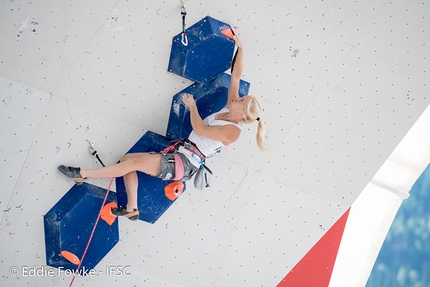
[120,154,143,170]
[120,154,132,162]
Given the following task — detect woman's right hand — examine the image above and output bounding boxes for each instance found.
[182,93,197,109]
[233,35,243,49]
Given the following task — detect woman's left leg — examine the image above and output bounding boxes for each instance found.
[79,152,162,179]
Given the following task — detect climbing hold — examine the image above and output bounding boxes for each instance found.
[61,250,80,265]
[164,181,184,201]
[100,202,118,226]
[221,28,234,40]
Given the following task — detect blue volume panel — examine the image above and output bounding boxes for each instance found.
[166,73,250,140]
[168,16,235,83]
[115,131,187,224]
[44,183,119,271]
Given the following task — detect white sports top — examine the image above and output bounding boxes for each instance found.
[182,108,242,167]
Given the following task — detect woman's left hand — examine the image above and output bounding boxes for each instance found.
[182,93,197,109]
[233,35,243,50]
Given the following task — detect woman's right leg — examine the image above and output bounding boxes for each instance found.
[123,171,139,212]
[82,152,162,212]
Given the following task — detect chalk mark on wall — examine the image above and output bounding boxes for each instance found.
[16,18,39,36]
[2,96,12,107]
[103,8,120,27]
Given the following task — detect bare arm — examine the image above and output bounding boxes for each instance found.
[227,35,244,103]
[182,94,240,146]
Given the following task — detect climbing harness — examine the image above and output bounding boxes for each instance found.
[162,139,206,164]
[180,0,188,46]
[161,139,213,189]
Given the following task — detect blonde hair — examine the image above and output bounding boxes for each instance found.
[243,95,267,151]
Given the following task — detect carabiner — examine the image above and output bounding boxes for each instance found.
[181,32,188,46]
[191,152,204,167]
[180,0,188,9]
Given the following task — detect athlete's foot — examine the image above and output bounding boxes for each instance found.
[58,165,87,185]
[111,206,139,221]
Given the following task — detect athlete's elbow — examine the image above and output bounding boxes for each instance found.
[192,126,207,137]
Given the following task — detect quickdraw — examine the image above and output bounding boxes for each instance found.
[87,139,105,167]
[180,0,188,46]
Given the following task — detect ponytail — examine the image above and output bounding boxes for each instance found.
[244,96,268,151]
[256,118,267,151]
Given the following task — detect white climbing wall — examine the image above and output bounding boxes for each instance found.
[0,0,429,286]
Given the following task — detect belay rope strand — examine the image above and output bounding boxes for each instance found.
[69,140,113,287]
[180,0,188,46]
[69,178,114,287]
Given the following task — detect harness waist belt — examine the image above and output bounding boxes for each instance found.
[181,139,206,161]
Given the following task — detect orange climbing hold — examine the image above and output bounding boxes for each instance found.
[61,250,81,265]
[100,202,118,226]
[221,28,234,40]
[164,181,184,201]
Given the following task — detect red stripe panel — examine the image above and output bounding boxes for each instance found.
[277,208,351,287]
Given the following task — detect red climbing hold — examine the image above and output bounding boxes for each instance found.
[61,250,81,265]
[164,181,184,201]
[101,202,118,226]
[221,28,235,40]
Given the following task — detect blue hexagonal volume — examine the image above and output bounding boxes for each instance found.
[166,73,250,140]
[115,131,187,223]
[168,16,235,83]
[44,183,119,271]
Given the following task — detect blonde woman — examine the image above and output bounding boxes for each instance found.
[58,35,266,221]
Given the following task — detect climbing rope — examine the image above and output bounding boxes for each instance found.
[69,177,115,287]
[180,0,188,46]
[68,140,113,287]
